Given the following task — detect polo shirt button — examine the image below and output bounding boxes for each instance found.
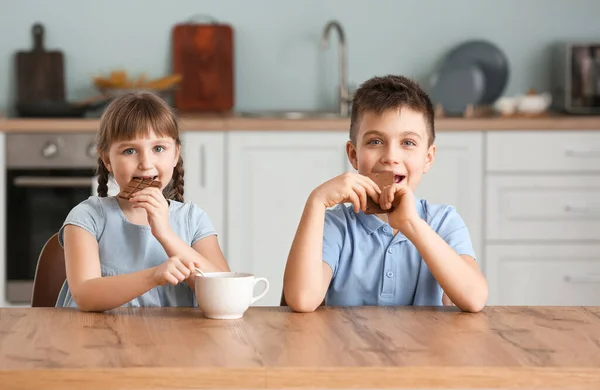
[388,248,393,254]
[384,226,391,233]
[386,271,393,278]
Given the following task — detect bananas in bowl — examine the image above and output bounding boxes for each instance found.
[93,71,182,97]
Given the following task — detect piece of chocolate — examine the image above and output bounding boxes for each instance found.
[118,177,162,200]
[364,172,400,214]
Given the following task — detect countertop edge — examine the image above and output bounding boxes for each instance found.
[1,115,600,132]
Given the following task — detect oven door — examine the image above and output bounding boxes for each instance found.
[6,168,95,304]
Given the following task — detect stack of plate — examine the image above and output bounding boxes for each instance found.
[429,40,510,115]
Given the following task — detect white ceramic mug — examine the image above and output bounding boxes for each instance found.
[194,272,269,319]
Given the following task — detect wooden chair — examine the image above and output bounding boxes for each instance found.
[31,233,66,307]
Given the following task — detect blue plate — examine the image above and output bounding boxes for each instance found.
[429,62,486,115]
[443,40,510,104]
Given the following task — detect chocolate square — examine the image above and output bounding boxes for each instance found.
[117,177,162,200]
[364,172,399,214]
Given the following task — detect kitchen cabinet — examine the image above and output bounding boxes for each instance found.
[181,132,226,253]
[486,175,600,241]
[486,244,600,306]
[226,131,351,306]
[415,132,483,261]
[487,131,600,172]
[485,131,600,306]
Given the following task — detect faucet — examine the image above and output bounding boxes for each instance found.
[321,20,351,117]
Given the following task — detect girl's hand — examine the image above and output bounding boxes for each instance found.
[442,292,455,306]
[309,172,381,213]
[381,182,420,231]
[129,187,172,240]
[152,256,196,286]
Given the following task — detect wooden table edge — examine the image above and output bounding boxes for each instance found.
[1,366,600,389]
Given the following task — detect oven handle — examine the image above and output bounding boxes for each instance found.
[13,176,94,188]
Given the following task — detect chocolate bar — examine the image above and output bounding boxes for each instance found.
[118,177,162,200]
[364,172,399,215]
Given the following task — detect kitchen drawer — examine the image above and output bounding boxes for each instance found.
[487,131,600,172]
[486,175,600,241]
[486,244,600,306]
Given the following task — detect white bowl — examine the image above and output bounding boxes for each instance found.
[494,97,518,116]
[517,92,552,114]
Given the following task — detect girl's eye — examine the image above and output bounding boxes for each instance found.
[154,145,166,153]
[368,139,383,145]
[123,148,136,155]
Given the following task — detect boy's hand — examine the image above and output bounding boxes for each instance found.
[152,256,196,286]
[310,172,381,213]
[380,182,420,230]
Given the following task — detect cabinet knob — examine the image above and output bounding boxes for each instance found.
[41,142,58,158]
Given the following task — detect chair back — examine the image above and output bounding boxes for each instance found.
[31,233,66,307]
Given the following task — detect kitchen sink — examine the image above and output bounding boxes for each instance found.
[237,110,348,120]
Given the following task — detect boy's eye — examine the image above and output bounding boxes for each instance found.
[402,140,416,147]
[154,145,166,152]
[123,148,136,155]
[368,139,383,145]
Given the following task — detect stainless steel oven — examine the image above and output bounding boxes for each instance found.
[5,133,98,304]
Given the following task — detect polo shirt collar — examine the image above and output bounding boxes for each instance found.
[354,197,425,238]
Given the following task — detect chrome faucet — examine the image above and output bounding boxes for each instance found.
[321,20,352,117]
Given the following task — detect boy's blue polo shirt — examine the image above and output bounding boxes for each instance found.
[322,198,476,306]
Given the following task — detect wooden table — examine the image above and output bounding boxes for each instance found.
[1,306,599,389]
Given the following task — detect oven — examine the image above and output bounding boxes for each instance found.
[5,133,98,304]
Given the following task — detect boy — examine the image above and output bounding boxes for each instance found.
[283,75,488,313]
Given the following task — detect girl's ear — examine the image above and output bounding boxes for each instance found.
[173,144,181,168]
[101,154,112,173]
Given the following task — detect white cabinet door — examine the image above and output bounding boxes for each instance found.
[487,131,600,172]
[227,131,351,306]
[486,175,600,241]
[181,132,226,253]
[486,244,600,306]
[414,132,484,263]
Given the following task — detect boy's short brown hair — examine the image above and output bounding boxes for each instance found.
[349,75,435,146]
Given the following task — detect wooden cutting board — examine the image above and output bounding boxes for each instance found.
[172,22,234,112]
[15,23,65,103]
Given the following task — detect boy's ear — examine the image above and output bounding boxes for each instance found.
[346,140,358,170]
[423,144,436,173]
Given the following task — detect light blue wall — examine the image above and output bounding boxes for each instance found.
[2,0,600,114]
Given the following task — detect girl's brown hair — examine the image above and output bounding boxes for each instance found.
[95,92,184,202]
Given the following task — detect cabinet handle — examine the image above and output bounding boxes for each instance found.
[13,176,93,188]
[564,205,600,214]
[564,274,600,283]
[200,144,206,188]
[564,148,600,158]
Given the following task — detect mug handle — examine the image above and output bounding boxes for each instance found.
[250,277,270,304]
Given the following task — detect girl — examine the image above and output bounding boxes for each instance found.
[56,92,230,311]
